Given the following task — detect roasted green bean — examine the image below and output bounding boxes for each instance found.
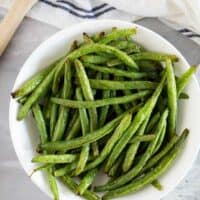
[47,167,59,200]
[52,62,72,141]
[68,44,138,69]
[41,107,139,152]
[177,65,197,96]
[61,176,101,200]
[75,88,90,175]
[32,103,48,144]
[101,129,188,199]
[166,59,177,138]
[77,168,98,195]
[84,112,132,171]
[98,109,168,192]
[99,74,111,127]
[32,154,78,163]
[51,91,151,108]
[84,63,151,79]
[107,52,178,67]
[11,64,55,99]
[75,59,99,156]
[84,79,157,90]
[17,66,57,120]
[104,73,166,173]
[98,28,136,44]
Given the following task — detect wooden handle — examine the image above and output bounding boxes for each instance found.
[0,0,37,56]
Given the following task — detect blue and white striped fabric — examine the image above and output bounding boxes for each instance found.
[0,0,200,44]
[12,0,139,28]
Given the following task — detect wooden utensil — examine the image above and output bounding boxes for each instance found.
[0,0,38,56]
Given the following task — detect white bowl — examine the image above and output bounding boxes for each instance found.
[9,19,200,200]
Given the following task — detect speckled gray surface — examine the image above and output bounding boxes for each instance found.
[0,14,200,200]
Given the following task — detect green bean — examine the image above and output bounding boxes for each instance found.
[110,40,132,50]
[65,116,81,139]
[132,52,178,62]
[153,121,167,154]
[52,62,72,141]
[98,28,136,44]
[47,167,59,200]
[94,71,104,89]
[96,52,115,59]
[121,92,132,110]
[32,154,78,163]
[84,63,151,79]
[92,31,105,42]
[101,129,188,199]
[93,73,102,91]
[52,41,78,94]
[104,73,166,173]
[17,96,27,104]
[152,179,163,191]
[110,40,142,53]
[50,102,58,138]
[141,134,179,173]
[122,89,135,107]
[31,102,59,200]
[126,45,144,54]
[32,102,59,199]
[30,164,52,177]
[98,109,168,191]
[11,64,55,99]
[136,60,163,72]
[145,112,160,133]
[99,74,111,127]
[84,79,157,90]
[65,110,79,137]
[75,88,90,175]
[51,90,151,109]
[61,176,101,200]
[110,90,124,115]
[78,168,98,195]
[69,40,79,51]
[177,65,197,96]
[43,93,52,121]
[67,44,138,69]
[156,94,167,113]
[122,111,152,172]
[84,112,132,172]
[41,117,119,152]
[166,59,177,138]
[122,118,155,172]
[179,92,189,99]
[17,66,57,120]
[112,104,124,115]
[54,162,77,177]
[81,55,110,64]
[41,106,139,152]
[49,91,62,140]
[128,134,156,143]
[83,32,93,44]
[32,103,48,144]
[75,59,99,156]
[52,58,66,94]
[108,153,124,177]
[107,52,178,67]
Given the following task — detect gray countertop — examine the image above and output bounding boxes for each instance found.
[0,15,200,200]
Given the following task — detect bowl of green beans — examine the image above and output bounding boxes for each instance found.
[9,19,200,200]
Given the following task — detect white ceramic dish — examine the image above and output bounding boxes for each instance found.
[9,20,200,200]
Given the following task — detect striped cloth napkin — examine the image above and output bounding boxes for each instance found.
[0,0,200,45]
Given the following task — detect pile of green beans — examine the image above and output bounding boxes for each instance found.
[12,27,196,200]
